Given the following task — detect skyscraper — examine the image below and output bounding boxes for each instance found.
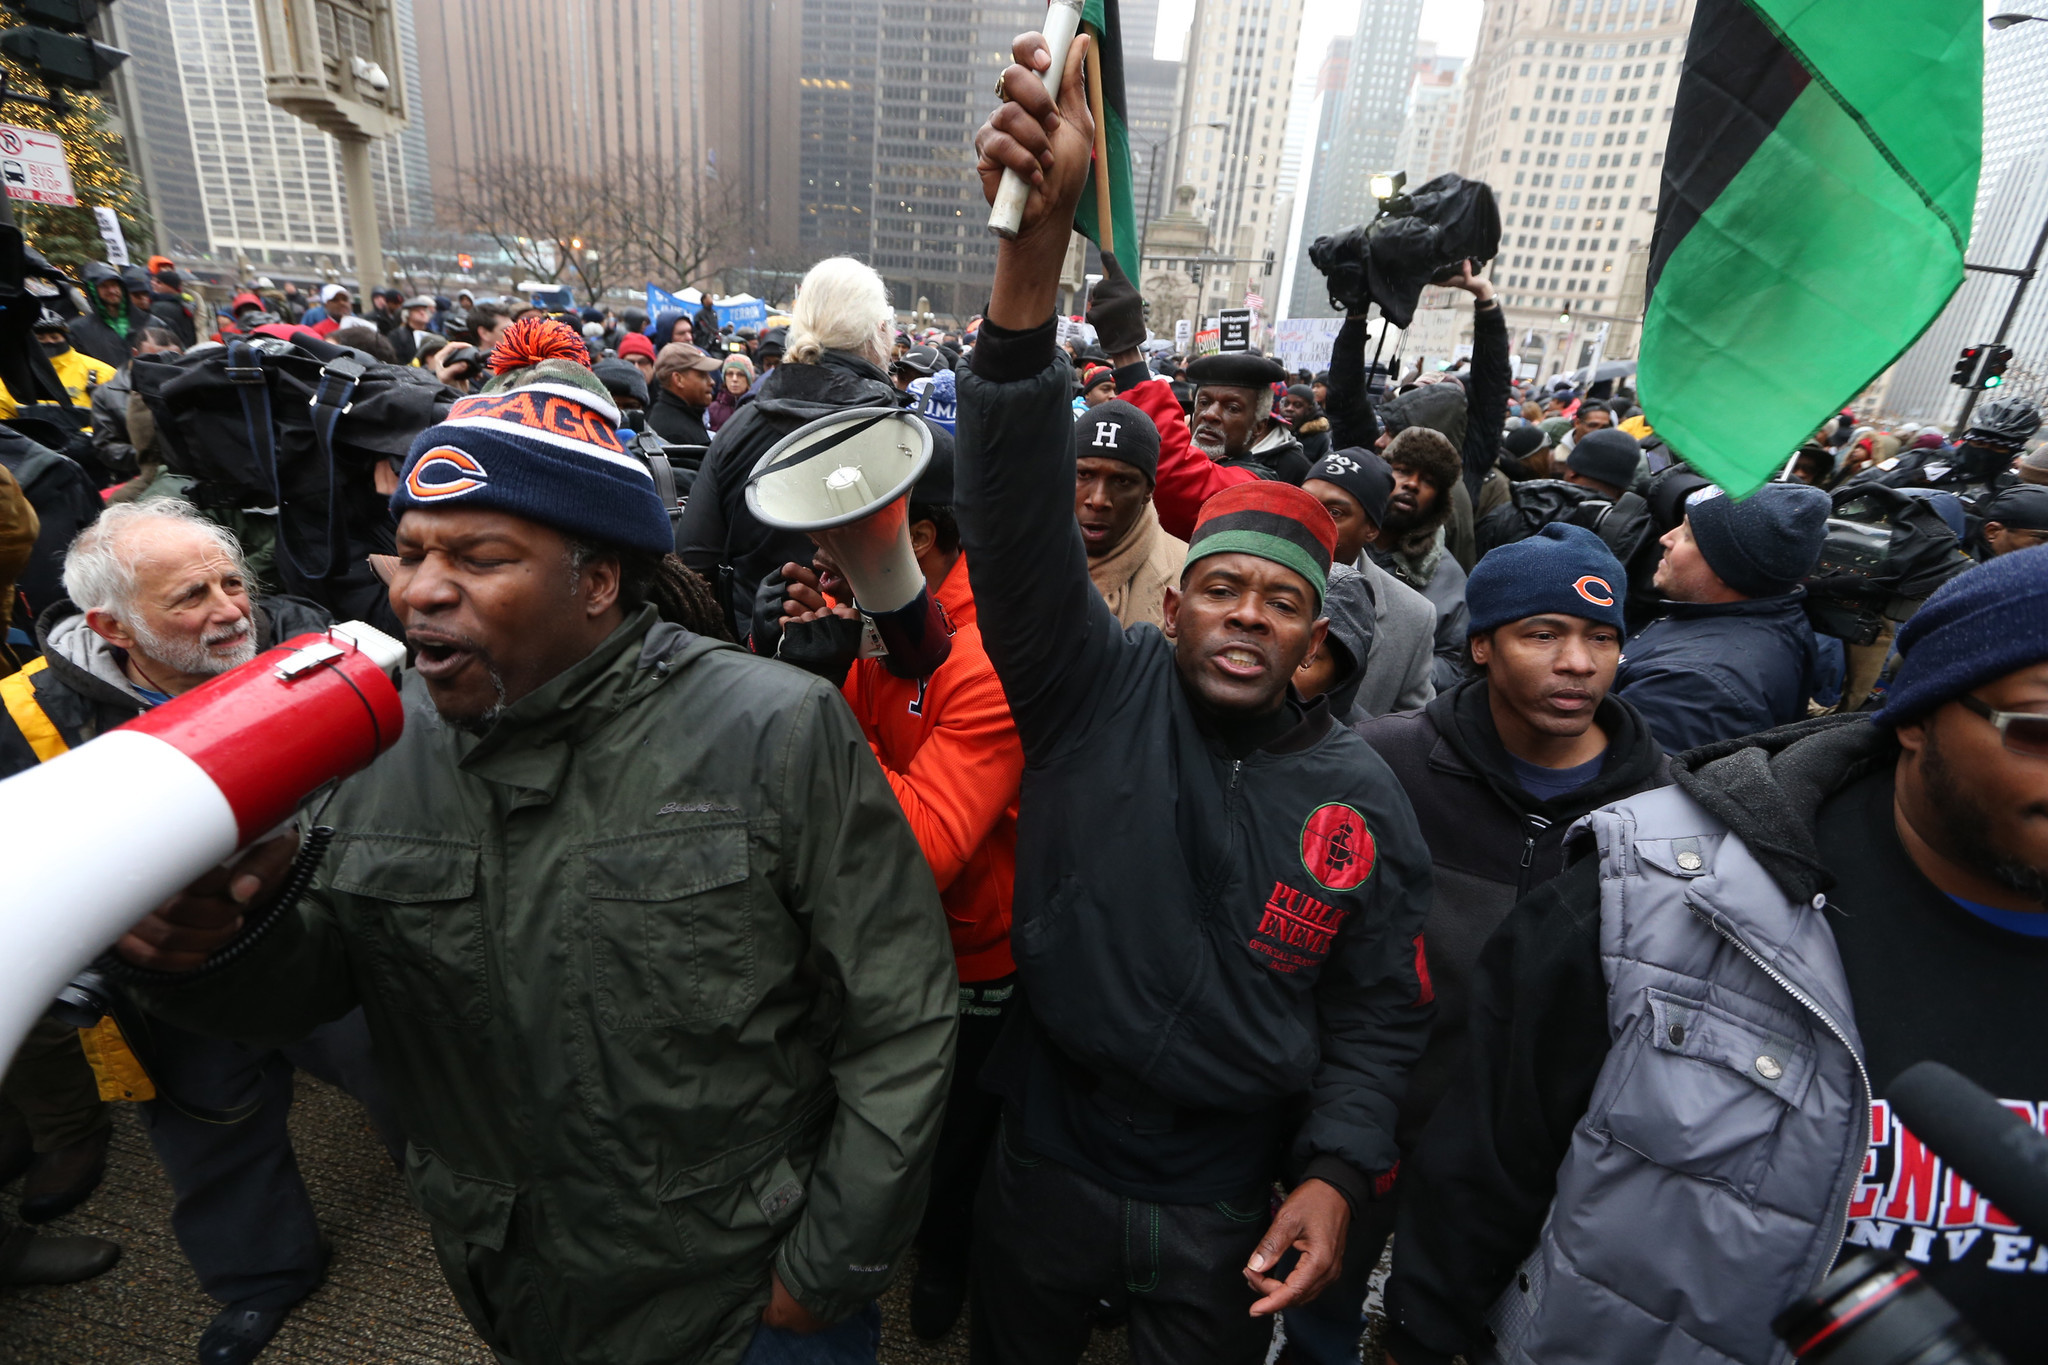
[1878,17,2048,423]
[1283,35,1352,318]
[107,0,432,271]
[1165,0,1307,320]
[1394,44,1466,188]
[1124,0,1188,226]
[1287,0,1426,320]
[1455,0,1697,375]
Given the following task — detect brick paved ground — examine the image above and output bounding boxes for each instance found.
[0,1077,1148,1364]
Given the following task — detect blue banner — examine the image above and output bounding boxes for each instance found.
[644,285,771,334]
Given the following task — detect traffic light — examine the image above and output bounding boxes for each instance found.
[1188,261,1204,288]
[1980,344,2013,390]
[0,0,127,92]
[1263,249,1275,278]
[1952,345,1983,388]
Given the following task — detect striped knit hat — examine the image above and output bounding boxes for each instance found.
[1186,481,1339,604]
[392,317,672,554]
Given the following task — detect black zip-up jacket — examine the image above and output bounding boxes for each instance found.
[1354,679,1669,1150]
[1325,300,1510,504]
[956,317,1436,1204]
[675,350,899,639]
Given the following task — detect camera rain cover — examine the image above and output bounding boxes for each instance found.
[1310,174,1502,328]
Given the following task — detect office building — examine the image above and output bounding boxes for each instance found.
[1163,0,1307,321]
[1125,0,1188,226]
[1394,44,1466,188]
[1879,17,2048,424]
[1282,36,1352,317]
[106,0,432,272]
[1287,0,1426,319]
[1454,0,1696,376]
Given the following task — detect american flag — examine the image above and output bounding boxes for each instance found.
[1243,290,1265,312]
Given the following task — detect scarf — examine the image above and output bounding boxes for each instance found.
[1088,501,1187,631]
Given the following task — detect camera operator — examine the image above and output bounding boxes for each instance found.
[1384,547,2048,1365]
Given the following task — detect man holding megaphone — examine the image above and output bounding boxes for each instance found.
[958,33,1436,1365]
[111,319,960,1365]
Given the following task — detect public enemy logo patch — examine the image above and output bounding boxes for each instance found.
[1300,802,1374,891]
[1249,881,1350,974]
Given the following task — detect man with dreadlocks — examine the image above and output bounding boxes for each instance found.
[118,316,959,1365]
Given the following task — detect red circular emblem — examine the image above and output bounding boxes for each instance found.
[1300,803,1375,891]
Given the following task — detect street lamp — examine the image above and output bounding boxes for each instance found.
[1142,121,1229,246]
[1988,12,2043,28]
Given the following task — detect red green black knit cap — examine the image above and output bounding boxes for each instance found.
[1187,481,1339,603]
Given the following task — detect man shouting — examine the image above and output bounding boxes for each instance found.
[114,320,958,1365]
[962,33,1434,1365]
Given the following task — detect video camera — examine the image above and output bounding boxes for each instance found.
[1307,172,1502,328]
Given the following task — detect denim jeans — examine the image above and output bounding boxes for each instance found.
[738,1301,882,1364]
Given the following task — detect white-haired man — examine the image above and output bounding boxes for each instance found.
[677,256,912,639]
[0,501,400,1365]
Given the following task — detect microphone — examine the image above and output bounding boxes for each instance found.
[1884,1060,2048,1240]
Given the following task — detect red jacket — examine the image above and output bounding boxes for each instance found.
[1121,375,1256,542]
[842,553,1021,982]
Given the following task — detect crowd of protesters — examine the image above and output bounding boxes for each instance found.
[0,24,2044,1365]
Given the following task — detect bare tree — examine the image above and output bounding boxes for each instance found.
[449,156,621,303]
[609,157,762,295]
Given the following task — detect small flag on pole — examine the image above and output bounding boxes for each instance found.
[1074,0,1140,283]
[1244,290,1265,312]
[1638,0,1981,494]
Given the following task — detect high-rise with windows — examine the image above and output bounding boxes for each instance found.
[1394,44,1466,188]
[109,0,432,270]
[1456,0,1696,375]
[1124,0,1188,226]
[1286,0,1425,320]
[1282,36,1352,318]
[1164,0,1306,320]
[1877,16,2048,423]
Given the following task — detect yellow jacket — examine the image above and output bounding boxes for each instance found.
[0,345,117,423]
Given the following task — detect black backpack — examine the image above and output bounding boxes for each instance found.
[133,334,452,629]
[1803,483,1971,645]
[1475,478,1651,563]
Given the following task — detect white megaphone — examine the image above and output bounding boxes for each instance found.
[745,407,954,677]
[0,622,408,1072]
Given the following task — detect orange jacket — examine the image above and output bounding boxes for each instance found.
[842,553,1021,982]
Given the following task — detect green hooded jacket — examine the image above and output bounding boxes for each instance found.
[135,608,958,1363]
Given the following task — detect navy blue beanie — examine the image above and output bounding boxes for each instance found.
[1875,544,2048,727]
[1684,482,1831,598]
[1465,523,1629,636]
[393,373,675,556]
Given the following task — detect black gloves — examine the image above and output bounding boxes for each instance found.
[777,613,863,688]
[749,566,791,657]
[1087,249,1146,358]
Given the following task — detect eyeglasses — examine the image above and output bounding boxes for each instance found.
[1957,695,2048,758]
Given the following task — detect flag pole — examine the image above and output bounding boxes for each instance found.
[1085,28,1113,252]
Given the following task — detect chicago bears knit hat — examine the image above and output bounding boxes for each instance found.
[392,318,672,555]
[1465,522,1628,636]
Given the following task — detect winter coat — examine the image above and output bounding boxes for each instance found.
[1339,557,1437,720]
[129,608,958,1365]
[706,386,751,434]
[843,555,1022,982]
[647,389,712,448]
[0,428,98,623]
[0,594,332,772]
[955,322,1436,1205]
[1326,302,1511,507]
[1296,416,1333,463]
[1385,718,1892,1365]
[87,367,140,478]
[150,293,198,348]
[1354,679,1669,1152]
[676,351,904,639]
[1614,590,1823,753]
[0,463,36,671]
[1371,535,1469,694]
[0,346,116,419]
[70,267,152,368]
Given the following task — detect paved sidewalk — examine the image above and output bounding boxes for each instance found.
[0,1077,1141,1364]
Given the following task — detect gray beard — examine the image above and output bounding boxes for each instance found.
[1193,431,1226,459]
[128,615,257,680]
